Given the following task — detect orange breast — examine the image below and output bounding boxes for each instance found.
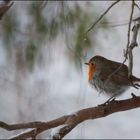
[88,63,95,81]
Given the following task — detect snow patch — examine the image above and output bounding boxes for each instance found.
[66,111,78,117]
[50,124,67,139]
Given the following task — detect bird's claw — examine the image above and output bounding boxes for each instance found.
[104,97,116,104]
[131,93,137,98]
[130,81,140,89]
[99,97,116,107]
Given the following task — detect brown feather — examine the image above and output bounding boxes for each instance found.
[97,58,131,86]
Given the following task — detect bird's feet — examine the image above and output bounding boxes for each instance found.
[130,81,140,89]
[104,97,116,104]
[131,93,137,98]
[98,96,116,107]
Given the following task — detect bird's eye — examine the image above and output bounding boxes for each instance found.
[91,63,94,66]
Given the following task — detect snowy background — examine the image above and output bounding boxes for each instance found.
[0,1,140,139]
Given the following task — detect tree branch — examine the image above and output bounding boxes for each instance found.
[1,95,140,139]
[0,0,14,19]
[106,0,140,85]
[124,0,140,89]
[85,0,120,35]
[125,0,135,77]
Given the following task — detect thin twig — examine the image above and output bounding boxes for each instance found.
[103,0,140,87]
[126,0,135,77]
[99,22,129,28]
[134,1,140,11]
[84,0,120,35]
[125,0,134,58]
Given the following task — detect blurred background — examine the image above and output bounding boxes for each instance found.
[0,1,140,139]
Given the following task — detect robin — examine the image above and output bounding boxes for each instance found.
[85,55,140,102]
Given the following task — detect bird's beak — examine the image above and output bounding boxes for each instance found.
[84,62,89,65]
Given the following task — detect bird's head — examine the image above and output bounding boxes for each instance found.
[85,55,106,81]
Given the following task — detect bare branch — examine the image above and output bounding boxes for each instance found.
[0,0,14,19]
[0,121,46,131]
[52,95,140,139]
[124,0,135,77]
[134,1,140,11]
[8,115,70,139]
[107,0,140,85]
[99,21,129,28]
[0,96,140,139]
[107,1,135,85]
[8,128,36,140]
[85,0,120,35]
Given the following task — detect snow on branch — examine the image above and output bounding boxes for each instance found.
[50,124,68,139]
[1,95,140,139]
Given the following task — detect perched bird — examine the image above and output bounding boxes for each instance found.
[85,55,140,100]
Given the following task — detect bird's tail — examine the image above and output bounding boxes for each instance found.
[129,75,140,89]
[131,75,140,82]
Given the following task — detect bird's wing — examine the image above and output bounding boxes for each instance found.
[99,61,130,86]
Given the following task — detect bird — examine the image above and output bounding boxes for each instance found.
[85,55,140,101]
